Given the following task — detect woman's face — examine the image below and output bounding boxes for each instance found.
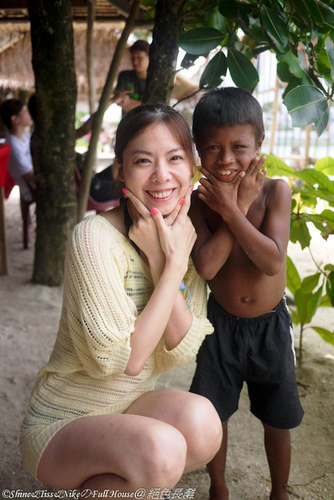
[118,122,193,216]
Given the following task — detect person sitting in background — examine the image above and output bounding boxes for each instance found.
[0,98,35,202]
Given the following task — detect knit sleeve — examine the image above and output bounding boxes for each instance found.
[64,216,137,378]
[154,260,213,373]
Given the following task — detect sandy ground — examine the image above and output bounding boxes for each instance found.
[1,184,334,499]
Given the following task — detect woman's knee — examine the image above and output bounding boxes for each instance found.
[137,424,187,487]
[181,394,222,464]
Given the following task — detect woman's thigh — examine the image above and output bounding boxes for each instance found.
[37,411,186,490]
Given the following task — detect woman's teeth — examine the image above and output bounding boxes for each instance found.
[148,189,173,199]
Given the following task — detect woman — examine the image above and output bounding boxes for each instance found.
[19,104,222,493]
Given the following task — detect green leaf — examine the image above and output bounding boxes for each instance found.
[260,6,289,52]
[286,256,302,295]
[312,327,334,346]
[326,271,334,306]
[295,284,323,325]
[290,219,311,249]
[300,273,321,294]
[315,107,329,136]
[179,28,225,55]
[325,264,334,272]
[283,85,328,129]
[325,36,334,80]
[200,51,227,88]
[227,47,259,91]
[314,156,334,175]
[277,50,304,79]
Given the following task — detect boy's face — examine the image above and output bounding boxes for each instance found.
[197,124,264,183]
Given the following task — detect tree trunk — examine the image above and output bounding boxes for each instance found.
[77,0,141,222]
[87,0,97,114]
[28,0,77,286]
[144,0,187,105]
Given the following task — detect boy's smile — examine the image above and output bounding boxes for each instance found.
[197,124,263,183]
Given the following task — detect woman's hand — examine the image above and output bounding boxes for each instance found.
[150,185,196,274]
[123,190,164,268]
[238,155,267,215]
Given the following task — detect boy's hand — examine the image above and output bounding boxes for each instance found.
[238,155,267,215]
[197,165,245,217]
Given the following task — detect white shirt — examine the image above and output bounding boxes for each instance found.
[7,130,34,201]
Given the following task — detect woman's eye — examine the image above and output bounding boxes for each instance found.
[170,155,183,161]
[135,158,150,165]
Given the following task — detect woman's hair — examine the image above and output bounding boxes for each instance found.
[115,104,196,173]
[192,87,265,146]
[0,98,24,130]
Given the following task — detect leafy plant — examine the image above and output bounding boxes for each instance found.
[178,0,334,134]
[265,154,334,362]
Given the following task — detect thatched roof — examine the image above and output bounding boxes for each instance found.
[0,25,135,96]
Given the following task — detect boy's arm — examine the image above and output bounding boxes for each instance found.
[222,178,292,276]
[190,191,236,280]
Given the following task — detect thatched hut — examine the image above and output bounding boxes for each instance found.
[0,23,133,100]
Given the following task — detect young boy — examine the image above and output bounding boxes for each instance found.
[189,87,304,500]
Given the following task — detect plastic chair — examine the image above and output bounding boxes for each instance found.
[75,165,120,213]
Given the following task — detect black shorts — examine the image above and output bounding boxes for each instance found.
[190,295,304,429]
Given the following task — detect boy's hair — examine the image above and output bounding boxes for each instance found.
[115,103,195,174]
[0,98,24,130]
[192,87,264,145]
[130,40,150,55]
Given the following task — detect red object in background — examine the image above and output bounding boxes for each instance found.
[0,144,11,188]
[0,144,15,198]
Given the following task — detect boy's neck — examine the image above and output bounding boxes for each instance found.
[11,124,26,141]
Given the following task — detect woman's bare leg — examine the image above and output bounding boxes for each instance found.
[37,390,222,491]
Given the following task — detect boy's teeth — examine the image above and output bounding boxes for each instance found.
[219,170,231,176]
[149,190,173,199]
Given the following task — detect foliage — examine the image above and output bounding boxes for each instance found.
[265,154,334,361]
[178,0,334,135]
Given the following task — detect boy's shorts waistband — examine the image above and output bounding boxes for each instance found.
[209,294,287,323]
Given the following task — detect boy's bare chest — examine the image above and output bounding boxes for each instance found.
[205,198,266,234]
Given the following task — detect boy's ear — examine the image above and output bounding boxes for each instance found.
[115,157,124,181]
[256,134,265,154]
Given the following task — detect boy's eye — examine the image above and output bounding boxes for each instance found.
[207,145,219,151]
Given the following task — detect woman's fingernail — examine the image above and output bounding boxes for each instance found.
[122,188,128,195]
[179,198,185,206]
[151,208,159,216]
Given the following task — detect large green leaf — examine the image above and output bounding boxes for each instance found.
[286,256,301,295]
[325,36,334,80]
[300,273,321,294]
[200,51,227,88]
[290,219,311,249]
[227,47,259,91]
[295,284,323,325]
[179,28,224,55]
[326,271,334,306]
[260,6,289,52]
[312,327,334,345]
[283,85,328,128]
[277,50,304,78]
[314,156,334,175]
[315,106,329,136]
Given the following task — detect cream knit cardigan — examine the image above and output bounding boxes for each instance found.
[19,215,213,479]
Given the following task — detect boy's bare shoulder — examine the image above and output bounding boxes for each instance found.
[262,177,291,201]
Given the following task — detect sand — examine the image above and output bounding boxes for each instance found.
[1,185,334,499]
